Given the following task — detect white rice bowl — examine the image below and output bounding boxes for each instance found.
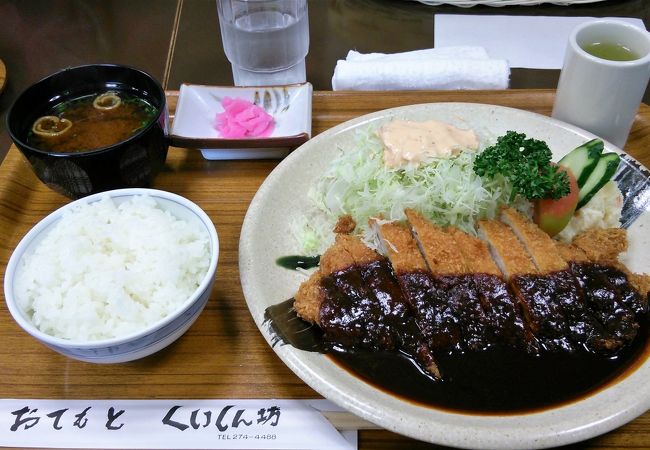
[4,188,219,363]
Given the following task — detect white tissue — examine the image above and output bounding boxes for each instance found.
[345,46,490,62]
[331,46,510,91]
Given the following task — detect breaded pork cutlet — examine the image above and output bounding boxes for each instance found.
[571,228,648,315]
[572,228,650,314]
[478,218,573,352]
[572,228,628,263]
[319,235,397,349]
[404,209,466,275]
[500,208,568,273]
[294,233,440,376]
[556,230,644,345]
[375,220,429,273]
[306,234,397,348]
[292,207,649,382]
[447,226,527,347]
[335,233,441,377]
[405,209,491,351]
[295,230,385,324]
[624,270,650,311]
[560,257,638,346]
[559,228,647,336]
[477,219,537,279]
[446,227,501,277]
[294,234,357,325]
[294,271,324,325]
[501,208,623,352]
[295,233,361,324]
[376,221,462,352]
[554,240,590,264]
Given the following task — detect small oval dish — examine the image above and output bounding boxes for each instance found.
[170,82,313,160]
[4,188,219,363]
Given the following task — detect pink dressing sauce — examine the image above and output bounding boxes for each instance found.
[378,119,479,168]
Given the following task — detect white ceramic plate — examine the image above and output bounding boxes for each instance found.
[170,83,312,160]
[239,103,650,449]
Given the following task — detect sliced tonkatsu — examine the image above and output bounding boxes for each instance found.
[293,207,649,380]
[557,229,647,346]
[294,233,441,377]
[500,208,623,353]
[572,228,649,316]
[375,220,462,352]
[405,209,487,351]
[478,217,575,352]
[446,225,527,348]
[406,209,507,351]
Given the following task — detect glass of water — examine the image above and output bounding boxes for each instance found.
[217,0,309,86]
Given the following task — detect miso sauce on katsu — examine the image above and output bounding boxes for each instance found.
[269,208,650,414]
[265,296,648,413]
[329,311,649,414]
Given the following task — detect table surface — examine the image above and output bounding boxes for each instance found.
[1,89,649,449]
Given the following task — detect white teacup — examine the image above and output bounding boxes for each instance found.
[552,19,650,148]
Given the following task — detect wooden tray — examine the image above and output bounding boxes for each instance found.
[1,90,649,449]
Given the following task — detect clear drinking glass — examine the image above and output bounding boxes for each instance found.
[217,0,309,86]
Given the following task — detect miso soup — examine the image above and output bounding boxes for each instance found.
[27,91,157,153]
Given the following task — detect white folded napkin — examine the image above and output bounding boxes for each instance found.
[331,46,510,91]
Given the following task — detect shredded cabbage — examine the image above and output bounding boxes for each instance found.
[292,128,517,254]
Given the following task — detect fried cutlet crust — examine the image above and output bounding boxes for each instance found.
[447,227,501,276]
[572,228,628,263]
[626,270,650,298]
[376,221,429,273]
[501,208,568,274]
[478,219,537,278]
[336,233,381,266]
[295,236,354,325]
[319,235,356,274]
[569,228,650,299]
[317,231,443,378]
[294,270,324,324]
[405,209,467,275]
[295,234,376,325]
[554,241,590,263]
[333,215,357,235]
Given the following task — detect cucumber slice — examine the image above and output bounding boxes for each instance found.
[558,139,604,188]
[576,152,620,209]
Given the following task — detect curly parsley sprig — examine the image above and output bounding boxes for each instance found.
[473,131,569,201]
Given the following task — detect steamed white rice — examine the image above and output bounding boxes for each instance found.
[14,195,211,341]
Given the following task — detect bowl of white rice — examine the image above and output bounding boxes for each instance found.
[3,188,218,363]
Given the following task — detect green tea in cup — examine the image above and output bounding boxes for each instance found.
[581,42,639,61]
[553,19,650,148]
